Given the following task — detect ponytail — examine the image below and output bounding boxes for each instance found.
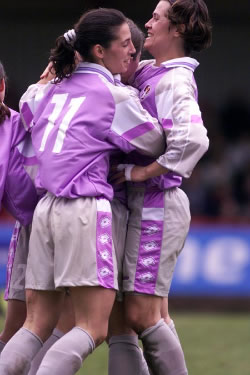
[49,34,76,83]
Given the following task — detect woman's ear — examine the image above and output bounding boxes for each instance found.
[175,23,185,37]
[92,44,105,59]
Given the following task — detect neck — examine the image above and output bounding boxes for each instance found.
[153,43,185,66]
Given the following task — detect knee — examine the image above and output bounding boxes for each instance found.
[125,309,158,334]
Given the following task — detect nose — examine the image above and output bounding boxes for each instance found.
[145,18,152,29]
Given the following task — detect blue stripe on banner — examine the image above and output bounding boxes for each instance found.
[170,225,250,297]
[0,224,14,289]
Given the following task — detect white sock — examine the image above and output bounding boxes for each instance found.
[167,319,181,343]
[108,335,143,375]
[28,328,64,374]
[0,340,6,354]
[140,319,188,375]
[36,327,95,375]
[0,327,43,375]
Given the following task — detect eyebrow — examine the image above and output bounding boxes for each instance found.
[153,11,160,18]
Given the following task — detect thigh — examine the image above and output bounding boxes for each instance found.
[156,188,191,296]
[70,286,116,344]
[123,188,191,297]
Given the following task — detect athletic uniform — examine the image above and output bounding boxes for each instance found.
[0,109,38,301]
[19,62,165,292]
[123,57,209,296]
[0,108,37,225]
[4,133,39,301]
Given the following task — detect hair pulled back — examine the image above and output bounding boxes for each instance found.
[50,8,127,82]
[0,61,10,125]
[166,0,212,55]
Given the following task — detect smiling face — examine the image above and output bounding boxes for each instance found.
[144,1,182,64]
[101,22,136,75]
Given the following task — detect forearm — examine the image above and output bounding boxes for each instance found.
[143,161,169,179]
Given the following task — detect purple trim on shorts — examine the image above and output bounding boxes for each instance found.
[191,115,203,124]
[96,199,114,289]
[122,122,155,141]
[134,191,164,295]
[21,103,34,129]
[162,118,173,129]
[4,222,21,300]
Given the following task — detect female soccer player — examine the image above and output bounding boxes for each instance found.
[112,1,212,374]
[0,61,37,226]
[0,8,165,375]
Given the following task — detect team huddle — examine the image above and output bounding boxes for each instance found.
[0,1,212,374]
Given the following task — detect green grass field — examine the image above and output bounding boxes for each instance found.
[0,297,249,375]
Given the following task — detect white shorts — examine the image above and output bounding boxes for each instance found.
[26,193,118,291]
[123,187,191,297]
[5,222,30,301]
[111,198,128,297]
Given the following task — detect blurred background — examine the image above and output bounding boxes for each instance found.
[0,1,249,374]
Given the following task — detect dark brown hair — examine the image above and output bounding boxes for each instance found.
[165,0,212,55]
[50,8,127,82]
[0,61,11,125]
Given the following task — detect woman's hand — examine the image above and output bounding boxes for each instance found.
[38,62,55,84]
[111,165,148,184]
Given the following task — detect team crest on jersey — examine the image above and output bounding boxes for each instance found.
[140,85,151,101]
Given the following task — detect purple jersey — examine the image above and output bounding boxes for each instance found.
[128,57,209,190]
[20,63,165,200]
[0,109,38,225]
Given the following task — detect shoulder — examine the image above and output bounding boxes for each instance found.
[158,66,195,94]
[105,81,132,105]
[138,59,155,71]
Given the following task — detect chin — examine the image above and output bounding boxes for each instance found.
[144,41,152,53]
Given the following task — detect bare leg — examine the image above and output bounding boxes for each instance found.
[108,300,146,375]
[125,294,188,375]
[0,299,26,346]
[0,289,64,375]
[28,292,75,374]
[36,286,115,375]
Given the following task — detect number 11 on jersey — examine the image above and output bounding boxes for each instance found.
[39,94,86,153]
